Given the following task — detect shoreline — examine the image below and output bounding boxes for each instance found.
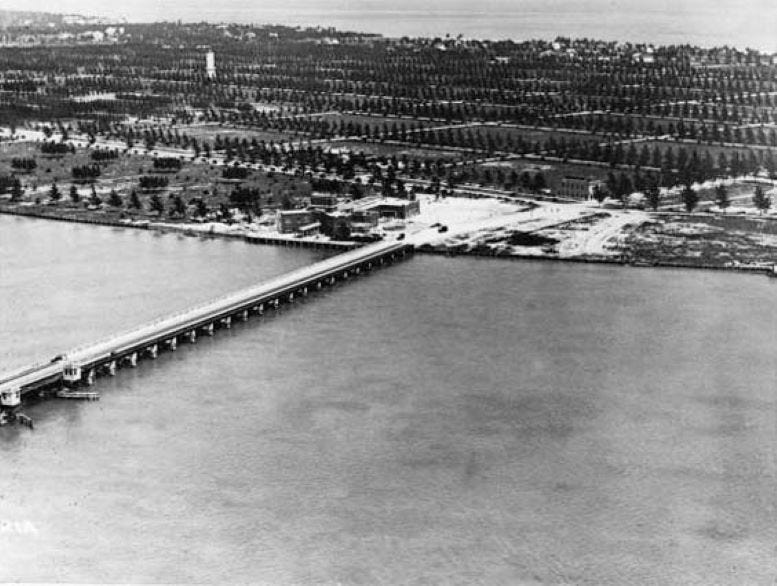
[3,205,774,277]
[0,205,357,251]
[415,246,775,276]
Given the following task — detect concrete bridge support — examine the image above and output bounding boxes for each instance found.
[273,299,279,309]
[288,292,295,303]
[316,281,322,290]
[85,369,96,386]
[186,330,197,344]
[127,352,138,368]
[147,344,158,359]
[302,286,308,296]
[240,310,249,322]
[221,316,232,329]
[167,337,177,351]
[107,361,117,376]
[203,323,214,336]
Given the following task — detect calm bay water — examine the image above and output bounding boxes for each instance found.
[14,0,777,51]
[1,215,775,584]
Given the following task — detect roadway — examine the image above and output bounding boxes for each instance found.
[0,239,411,397]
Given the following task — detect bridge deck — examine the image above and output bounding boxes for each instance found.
[1,241,412,396]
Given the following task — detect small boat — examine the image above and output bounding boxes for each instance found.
[55,389,100,401]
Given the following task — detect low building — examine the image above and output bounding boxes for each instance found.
[276,210,314,233]
[559,176,605,200]
[309,192,340,211]
[316,211,352,240]
[297,222,321,237]
[350,196,420,219]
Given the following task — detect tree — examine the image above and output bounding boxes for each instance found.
[69,185,80,203]
[10,178,23,202]
[592,183,606,206]
[170,195,186,217]
[129,190,142,210]
[108,189,123,208]
[49,182,61,202]
[714,184,729,213]
[531,172,546,192]
[753,185,771,214]
[149,194,165,214]
[681,185,699,213]
[645,184,661,211]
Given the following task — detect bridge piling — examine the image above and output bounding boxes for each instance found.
[1,242,414,407]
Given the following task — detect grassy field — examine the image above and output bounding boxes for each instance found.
[0,141,310,216]
[627,214,777,267]
[176,124,301,145]
[323,139,474,161]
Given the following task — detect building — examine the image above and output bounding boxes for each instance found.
[205,50,216,79]
[309,192,340,211]
[276,210,313,233]
[316,211,352,240]
[559,176,605,200]
[349,196,420,220]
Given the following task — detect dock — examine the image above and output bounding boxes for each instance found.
[0,240,414,401]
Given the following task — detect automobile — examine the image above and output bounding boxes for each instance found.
[397,233,405,240]
[438,225,449,233]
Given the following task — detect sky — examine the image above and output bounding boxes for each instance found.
[2,0,771,21]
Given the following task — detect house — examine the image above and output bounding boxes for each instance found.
[309,192,340,211]
[276,210,314,233]
[348,196,420,219]
[559,176,605,200]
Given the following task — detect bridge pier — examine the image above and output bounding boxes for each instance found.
[273,299,279,309]
[330,276,336,285]
[288,292,295,303]
[147,344,158,359]
[85,369,96,386]
[354,266,360,275]
[302,286,308,296]
[186,330,197,344]
[221,316,232,329]
[240,310,249,322]
[316,281,322,290]
[167,337,177,351]
[127,352,138,367]
[107,360,117,376]
[258,303,264,315]
[203,323,214,336]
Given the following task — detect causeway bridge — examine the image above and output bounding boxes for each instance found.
[0,241,413,406]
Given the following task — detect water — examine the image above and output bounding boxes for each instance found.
[1,216,775,584]
[29,0,777,51]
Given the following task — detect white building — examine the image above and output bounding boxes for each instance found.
[206,50,216,79]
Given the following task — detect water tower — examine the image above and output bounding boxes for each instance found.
[205,50,216,79]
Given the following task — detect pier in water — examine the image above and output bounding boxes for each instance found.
[1,215,774,584]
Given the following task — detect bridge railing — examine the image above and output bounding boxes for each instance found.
[65,241,405,360]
